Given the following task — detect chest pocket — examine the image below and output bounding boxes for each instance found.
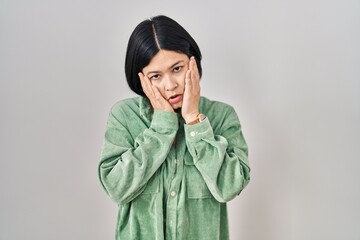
[184,152,211,199]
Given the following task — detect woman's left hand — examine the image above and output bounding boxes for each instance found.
[182,56,201,124]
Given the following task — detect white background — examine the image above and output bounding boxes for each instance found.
[1,0,359,239]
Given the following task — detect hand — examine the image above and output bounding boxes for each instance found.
[138,72,174,112]
[182,56,201,123]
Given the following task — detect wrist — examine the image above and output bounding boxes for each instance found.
[184,112,199,124]
[186,113,206,125]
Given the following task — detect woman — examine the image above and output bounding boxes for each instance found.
[98,15,250,240]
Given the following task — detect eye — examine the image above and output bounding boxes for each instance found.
[149,74,160,80]
[173,66,182,73]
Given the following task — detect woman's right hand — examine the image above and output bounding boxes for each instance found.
[138,72,174,112]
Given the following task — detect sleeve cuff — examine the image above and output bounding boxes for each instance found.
[184,117,214,142]
[150,110,179,132]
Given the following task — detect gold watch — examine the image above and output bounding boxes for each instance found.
[187,113,206,125]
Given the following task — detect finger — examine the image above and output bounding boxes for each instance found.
[144,75,155,96]
[139,72,154,97]
[151,85,165,101]
[151,85,174,112]
[138,72,148,92]
[190,57,200,83]
[151,85,172,109]
[185,69,191,88]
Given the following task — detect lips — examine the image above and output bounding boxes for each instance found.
[168,94,183,104]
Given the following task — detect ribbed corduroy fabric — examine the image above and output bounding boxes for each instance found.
[99,96,250,240]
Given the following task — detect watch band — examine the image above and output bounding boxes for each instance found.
[187,113,206,125]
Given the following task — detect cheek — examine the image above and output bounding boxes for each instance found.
[151,81,167,96]
[176,74,186,87]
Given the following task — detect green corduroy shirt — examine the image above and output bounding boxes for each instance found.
[98,96,250,240]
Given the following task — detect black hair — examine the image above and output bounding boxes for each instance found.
[125,15,202,97]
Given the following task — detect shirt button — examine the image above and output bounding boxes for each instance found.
[190,131,196,137]
[170,191,176,197]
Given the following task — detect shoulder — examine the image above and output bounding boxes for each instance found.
[200,96,235,114]
[108,97,145,122]
[199,96,241,131]
[110,97,143,115]
[108,96,152,124]
[111,97,140,109]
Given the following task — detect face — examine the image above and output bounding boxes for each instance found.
[142,50,190,110]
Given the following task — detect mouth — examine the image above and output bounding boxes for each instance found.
[168,94,183,105]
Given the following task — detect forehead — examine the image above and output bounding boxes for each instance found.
[143,50,189,73]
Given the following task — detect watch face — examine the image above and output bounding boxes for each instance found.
[199,113,206,122]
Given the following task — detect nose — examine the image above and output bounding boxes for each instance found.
[164,76,178,91]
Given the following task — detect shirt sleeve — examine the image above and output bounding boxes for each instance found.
[184,107,250,203]
[98,106,178,204]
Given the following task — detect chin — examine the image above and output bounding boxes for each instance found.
[172,103,182,110]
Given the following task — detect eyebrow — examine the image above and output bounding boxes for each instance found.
[147,60,185,75]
